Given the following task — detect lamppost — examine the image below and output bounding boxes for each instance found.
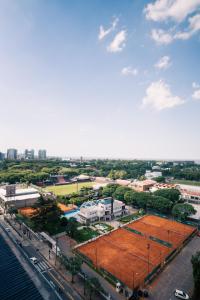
[132,271,139,291]
[147,243,150,275]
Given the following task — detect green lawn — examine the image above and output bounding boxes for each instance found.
[44,181,96,195]
[172,179,200,186]
[75,227,99,243]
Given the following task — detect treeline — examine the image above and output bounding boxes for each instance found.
[102,184,196,220]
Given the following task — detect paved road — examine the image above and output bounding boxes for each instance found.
[149,236,200,300]
[0,219,82,300]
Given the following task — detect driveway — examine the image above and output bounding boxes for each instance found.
[148,236,200,300]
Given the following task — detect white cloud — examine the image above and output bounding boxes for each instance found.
[144,0,200,23]
[151,29,173,45]
[98,17,119,41]
[107,30,127,53]
[192,81,200,89]
[121,66,138,76]
[151,13,200,44]
[142,80,184,111]
[155,56,171,69]
[174,13,200,40]
[192,89,200,100]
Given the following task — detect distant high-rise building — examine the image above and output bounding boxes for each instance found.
[0,152,5,160]
[38,149,47,160]
[24,149,34,160]
[7,149,17,160]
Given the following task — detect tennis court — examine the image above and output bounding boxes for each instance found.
[77,215,196,289]
[127,215,195,248]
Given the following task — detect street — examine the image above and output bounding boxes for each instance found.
[0,218,82,300]
[148,236,200,300]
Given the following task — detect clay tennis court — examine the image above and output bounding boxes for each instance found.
[18,207,38,217]
[77,215,196,289]
[127,215,195,248]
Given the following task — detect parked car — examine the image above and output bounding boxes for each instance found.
[30,257,38,264]
[5,227,11,232]
[174,289,189,299]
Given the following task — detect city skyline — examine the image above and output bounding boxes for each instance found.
[1,0,200,159]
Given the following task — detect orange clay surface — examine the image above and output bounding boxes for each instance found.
[127,215,195,248]
[18,207,38,217]
[57,203,77,212]
[77,215,196,289]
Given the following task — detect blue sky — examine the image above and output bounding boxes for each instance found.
[1,0,200,159]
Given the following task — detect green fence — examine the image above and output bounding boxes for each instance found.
[149,235,172,248]
[145,264,161,282]
[124,226,144,236]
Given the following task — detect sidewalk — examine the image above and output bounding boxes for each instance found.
[6,217,125,300]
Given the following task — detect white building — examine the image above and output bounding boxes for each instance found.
[177,184,200,220]
[77,197,126,224]
[145,170,162,180]
[177,184,200,205]
[0,185,40,210]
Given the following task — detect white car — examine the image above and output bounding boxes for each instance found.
[174,289,189,299]
[5,227,11,232]
[30,257,38,264]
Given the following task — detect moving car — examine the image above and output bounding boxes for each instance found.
[30,257,38,264]
[174,289,189,299]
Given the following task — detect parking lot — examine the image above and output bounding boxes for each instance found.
[148,236,200,300]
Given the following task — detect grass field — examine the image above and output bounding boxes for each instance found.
[172,179,200,186]
[44,181,95,195]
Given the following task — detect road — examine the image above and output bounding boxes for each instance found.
[148,236,200,300]
[0,219,82,300]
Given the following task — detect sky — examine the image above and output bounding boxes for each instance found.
[0,0,200,160]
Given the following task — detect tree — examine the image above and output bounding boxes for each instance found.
[7,207,18,217]
[65,218,79,239]
[102,184,119,197]
[113,186,131,201]
[147,196,173,214]
[172,203,196,221]
[191,251,200,299]
[154,188,180,203]
[135,192,151,209]
[85,277,104,300]
[154,176,165,183]
[62,256,82,283]
[31,197,62,235]
[124,190,138,206]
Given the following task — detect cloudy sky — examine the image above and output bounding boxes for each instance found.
[0,0,200,159]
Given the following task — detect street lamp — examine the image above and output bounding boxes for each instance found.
[147,243,150,275]
[132,271,139,291]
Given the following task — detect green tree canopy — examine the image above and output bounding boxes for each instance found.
[124,190,138,205]
[147,196,173,214]
[172,203,196,221]
[191,251,200,299]
[113,186,131,201]
[102,184,119,197]
[154,188,180,203]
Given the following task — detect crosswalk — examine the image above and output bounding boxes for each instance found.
[34,261,52,273]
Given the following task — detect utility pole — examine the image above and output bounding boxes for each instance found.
[55,237,58,266]
[147,243,150,275]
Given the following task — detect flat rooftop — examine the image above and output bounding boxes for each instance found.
[0,233,43,300]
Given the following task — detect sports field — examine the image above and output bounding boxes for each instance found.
[44,181,95,195]
[77,215,196,290]
[127,215,193,248]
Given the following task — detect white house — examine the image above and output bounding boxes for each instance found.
[77,197,126,224]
